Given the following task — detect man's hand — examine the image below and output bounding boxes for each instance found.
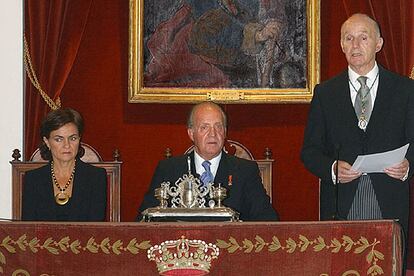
[384,158,409,180]
[335,160,361,183]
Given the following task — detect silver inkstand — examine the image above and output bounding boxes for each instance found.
[141,157,239,222]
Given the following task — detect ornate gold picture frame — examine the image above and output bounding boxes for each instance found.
[129,0,320,103]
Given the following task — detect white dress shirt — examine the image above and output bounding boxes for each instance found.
[194,150,221,179]
[347,62,379,106]
[332,63,379,183]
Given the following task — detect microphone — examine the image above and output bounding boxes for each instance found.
[332,144,342,220]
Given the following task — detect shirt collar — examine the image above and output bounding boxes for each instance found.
[348,62,379,86]
[194,150,222,177]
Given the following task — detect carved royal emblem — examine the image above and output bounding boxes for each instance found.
[147,236,219,275]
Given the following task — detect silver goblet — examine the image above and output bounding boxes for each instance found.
[155,186,169,208]
[211,184,227,208]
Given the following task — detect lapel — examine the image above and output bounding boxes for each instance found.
[333,69,392,136]
[68,159,88,217]
[365,66,394,134]
[42,162,59,217]
[44,162,55,199]
[187,152,199,177]
[188,151,235,189]
[335,70,362,132]
[214,152,233,190]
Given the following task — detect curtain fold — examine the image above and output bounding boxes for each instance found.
[408,2,414,76]
[24,0,93,157]
[368,0,413,76]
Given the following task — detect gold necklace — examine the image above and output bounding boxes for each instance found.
[51,160,76,205]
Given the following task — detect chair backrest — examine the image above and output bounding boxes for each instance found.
[165,139,274,202]
[10,143,122,222]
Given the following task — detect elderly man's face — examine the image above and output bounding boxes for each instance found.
[340,14,383,75]
[187,104,226,160]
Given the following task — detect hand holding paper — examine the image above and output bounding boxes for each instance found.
[351,144,409,173]
[337,160,361,183]
[383,158,409,180]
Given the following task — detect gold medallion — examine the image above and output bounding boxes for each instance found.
[55,192,70,205]
[51,160,75,206]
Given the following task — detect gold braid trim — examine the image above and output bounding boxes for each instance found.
[23,34,61,110]
[410,65,414,79]
[0,234,386,275]
[217,235,385,276]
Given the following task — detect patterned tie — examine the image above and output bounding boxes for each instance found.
[354,76,372,131]
[200,160,213,186]
[348,76,382,220]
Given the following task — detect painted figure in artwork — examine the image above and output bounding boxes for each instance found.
[143,0,306,88]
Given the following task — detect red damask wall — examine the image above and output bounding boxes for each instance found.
[60,1,368,221]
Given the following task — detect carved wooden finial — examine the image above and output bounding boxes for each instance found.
[12,149,21,162]
[264,147,273,160]
[165,148,172,159]
[113,149,121,161]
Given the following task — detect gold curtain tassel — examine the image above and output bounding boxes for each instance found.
[23,34,61,110]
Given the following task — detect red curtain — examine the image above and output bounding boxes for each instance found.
[368,0,414,76]
[23,1,414,265]
[24,0,92,157]
[339,0,414,76]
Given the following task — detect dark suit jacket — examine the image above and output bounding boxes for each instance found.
[22,159,107,221]
[137,151,279,221]
[301,65,414,233]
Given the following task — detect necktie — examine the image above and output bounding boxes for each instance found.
[200,160,213,186]
[348,76,382,220]
[354,76,372,131]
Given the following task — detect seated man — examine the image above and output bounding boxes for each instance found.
[137,101,279,221]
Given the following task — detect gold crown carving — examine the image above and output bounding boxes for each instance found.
[147,236,219,275]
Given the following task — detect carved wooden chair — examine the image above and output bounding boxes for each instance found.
[10,143,122,221]
[164,139,274,202]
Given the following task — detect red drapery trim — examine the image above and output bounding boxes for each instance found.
[24,0,92,157]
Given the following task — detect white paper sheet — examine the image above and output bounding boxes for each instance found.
[351,144,409,173]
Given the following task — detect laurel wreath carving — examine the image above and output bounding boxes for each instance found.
[216,235,384,276]
[0,234,386,275]
[0,235,152,274]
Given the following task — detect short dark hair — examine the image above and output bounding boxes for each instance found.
[39,108,84,160]
[187,102,227,129]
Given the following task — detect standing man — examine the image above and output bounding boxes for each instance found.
[137,102,279,221]
[301,13,414,236]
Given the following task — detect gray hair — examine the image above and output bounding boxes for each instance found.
[187,102,227,129]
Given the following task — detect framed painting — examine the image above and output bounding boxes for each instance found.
[129,0,320,103]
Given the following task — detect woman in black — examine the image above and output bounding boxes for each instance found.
[22,108,107,221]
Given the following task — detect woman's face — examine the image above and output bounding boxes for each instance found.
[43,123,80,163]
